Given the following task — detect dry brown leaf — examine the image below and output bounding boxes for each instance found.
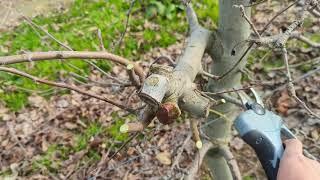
[156,151,171,165]
[64,122,78,130]
[2,114,12,121]
[310,129,319,140]
[276,90,295,116]
[127,147,136,156]
[89,136,103,148]
[28,95,47,108]
[125,173,141,180]
[41,139,49,152]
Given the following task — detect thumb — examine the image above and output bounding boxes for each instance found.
[283,139,303,157]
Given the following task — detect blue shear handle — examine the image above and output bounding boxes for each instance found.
[242,130,282,180]
[235,109,286,180]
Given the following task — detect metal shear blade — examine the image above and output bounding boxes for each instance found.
[238,88,264,109]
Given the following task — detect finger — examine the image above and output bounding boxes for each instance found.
[283,139,303,156]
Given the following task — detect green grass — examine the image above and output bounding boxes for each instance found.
[243,176,254,180]
[30,121,105,173]
[0,0,219,111]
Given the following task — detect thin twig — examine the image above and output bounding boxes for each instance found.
[202,86,253,96]
[150,55,176,67]
[209,109,232,123]
[107,132,140,161]
[0,67,135,113]
[291,33,320,48]
[113,0,136,50]
[200,70,220,80]
[234,4,261,38]
[244,0,268,7]
[69,72,131,87]
[191,119,202,149]
[0,1,12,26]
[19,11,136,85]
[171,132,192,170]
[22,15,73,50]
[264,66,320,97]
[267,56,320,71]
[97,29,106,51]
[281,47,320,119]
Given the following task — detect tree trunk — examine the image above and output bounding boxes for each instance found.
[204,0,251,179]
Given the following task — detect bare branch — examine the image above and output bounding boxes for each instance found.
[191,119,202,149]
[69,72,132,87]
[185,3,199,31]
[260,1,300,33]
[309,9,320,16]
[243,0,267,7]
[0,1,12,27]
[219,146,242,180]
[171,132,192,171]
[268,56,320,71]
[233,4,261,38]
[202,86,254,96]
[0,67,135,113]
[0,51,145,83]
[119,105,156,133]
[281,47,320,119]
[200,70,220,80]
[22,15,73,51]
[208,109,231,122]
[113,0,136,50]
[97,29,106,51]
[217,94,243,107]
[20,10,138,86]
[291,33,320,48]
[186,142,214,180]
[264,66,320,97]
[107,132,140,162]
[150,55,176,67]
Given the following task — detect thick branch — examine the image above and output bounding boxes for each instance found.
[219,146,242,180]
[186,3,199,32]
[0,51,145,83]
[139,5,214,121]
[0,67,135,113]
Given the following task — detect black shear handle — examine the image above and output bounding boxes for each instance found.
[242,130,280,180]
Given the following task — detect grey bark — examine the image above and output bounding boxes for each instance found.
[204,0,251,179]
[138,4,215,122]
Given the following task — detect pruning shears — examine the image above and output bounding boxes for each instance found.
[234,88,296,180]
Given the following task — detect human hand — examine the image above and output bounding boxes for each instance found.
[277,139,320,180]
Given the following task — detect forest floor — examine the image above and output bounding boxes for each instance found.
[0,1,320,180]
[0,0,73,31]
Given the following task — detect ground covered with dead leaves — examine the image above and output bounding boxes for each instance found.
[1,1,320,180]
